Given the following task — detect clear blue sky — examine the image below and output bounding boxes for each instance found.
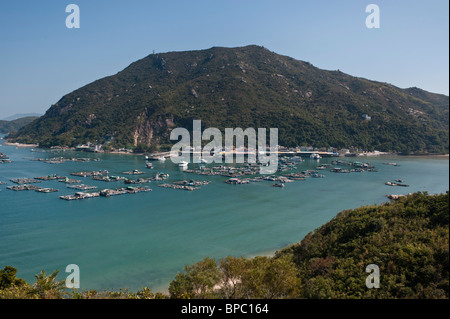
[0,0,448,119]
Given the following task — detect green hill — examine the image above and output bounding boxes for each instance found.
[7,45,449,153]
[276,191,449,298]
[0,116,39,134]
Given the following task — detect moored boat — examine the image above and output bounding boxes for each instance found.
[272,183,285,188]
[178,161,188,167]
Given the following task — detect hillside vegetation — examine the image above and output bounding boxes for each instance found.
[167,191,449,299]
[7,45,449,153]
[0,116,39,134]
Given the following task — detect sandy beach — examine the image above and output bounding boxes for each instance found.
[3,141,39,148]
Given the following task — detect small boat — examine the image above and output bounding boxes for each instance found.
[383,162,400,166]
[158,157,166,162]
[273,183,285,188]
[146,162,153,169]
[178,161,188,167]
[385,181,409,187]
[146,154,162,161]
[310,153,321,160]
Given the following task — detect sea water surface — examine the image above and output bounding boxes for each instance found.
[0,137,448,292]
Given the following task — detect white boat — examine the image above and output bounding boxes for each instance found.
[310,153,321,160]
[158,156,166,162]
[178,161,188,167]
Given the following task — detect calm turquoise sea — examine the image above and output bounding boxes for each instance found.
[0,137,448,292]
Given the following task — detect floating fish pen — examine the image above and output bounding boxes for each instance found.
[207,163,297,177]
[35,175,66,181]
[35,188,59,193]
[32,157,101,164]
[122,169,145,175]
[154,172,170,180]
[278,165,297,172]
[92,175,127,182]
[100,188,128,196]
[67,184,98,190]
[123,186,152,194]
[225,178,251,185]
[330,168,350,173]
[58,178,82,184]
[10,178,41,184]
[351,162,375,169]
[71,170,109,177]
[158,183,199,191]
[7,184,58,193]
[100,186,151,197]
[172,180,211,187]
[282,173,307,180]
[264,175,294,182]
[124,178,153,184]
[246,177,265,182]
[60,192,100,201]
[7,184,41,191]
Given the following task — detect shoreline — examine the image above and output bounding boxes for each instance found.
[1,137,448,160]
[107,151,137,155]
[1,137,447,157]
[2,141,39,148]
